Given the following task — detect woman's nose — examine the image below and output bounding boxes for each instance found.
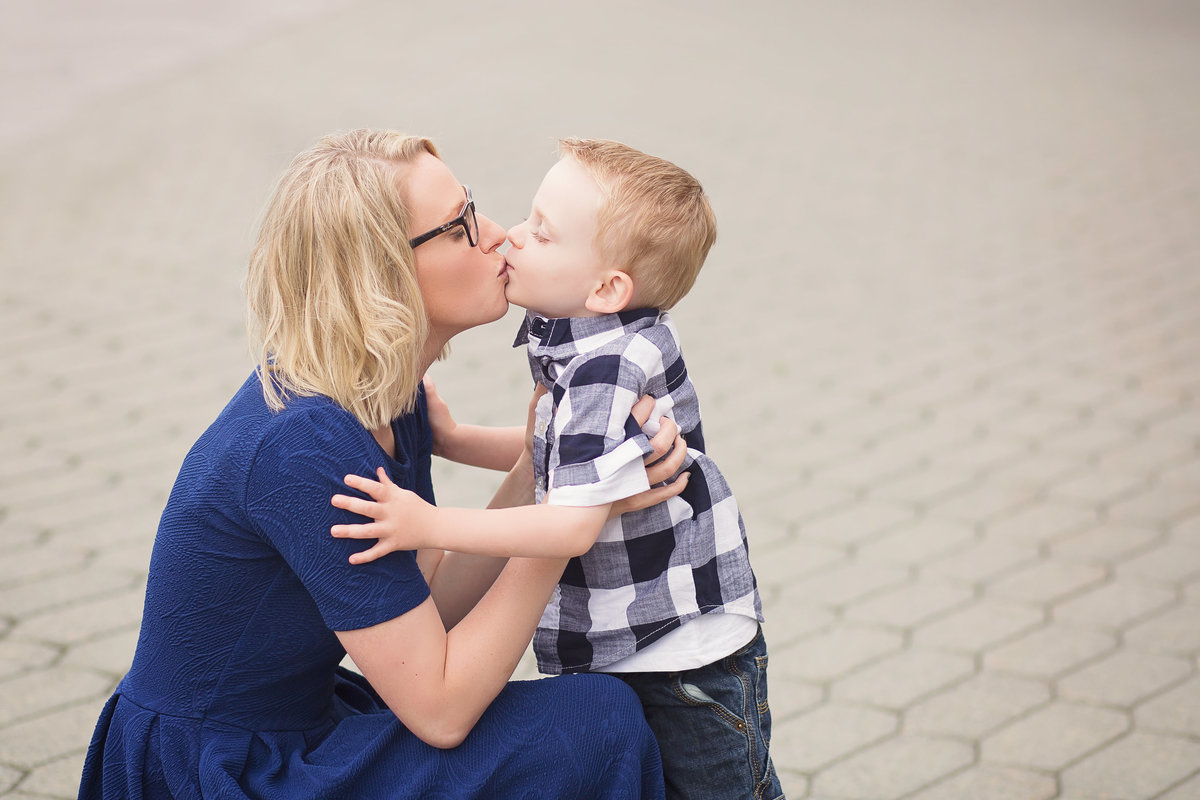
[476,213,507,252]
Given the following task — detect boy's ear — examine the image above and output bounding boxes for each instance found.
[585,270,635,314]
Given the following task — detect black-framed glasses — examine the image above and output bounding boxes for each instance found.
[408,185,478,249]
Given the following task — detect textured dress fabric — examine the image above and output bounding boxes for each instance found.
[78,373,664,800]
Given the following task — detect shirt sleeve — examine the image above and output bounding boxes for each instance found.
[246,404,430,632]
[546,337,663,507]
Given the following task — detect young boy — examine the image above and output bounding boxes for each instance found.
[333,139,781,798]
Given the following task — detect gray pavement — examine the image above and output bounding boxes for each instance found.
[2,1,1199,797]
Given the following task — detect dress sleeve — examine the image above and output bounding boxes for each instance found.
[245,405,430,632]
[546,338,662,507]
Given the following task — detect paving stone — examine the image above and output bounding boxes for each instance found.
[866,465,976,507]
[1060,732,1200,800]
[844,580,974,630]
[0,641,58,681]
[1157,773,1200,800]
[832,650,975,708]
[752,538,846,590]
[0,543,89,588]
[794,502,916,547]
[924,537,1040,586]
[1049,522,1161,565]
[1108,481,1200,526]
[775,627,904,684]
[984,502,1100,546]
[0,701,98,767]
[770,703,897,772]
[925,483,1040,526]
[810,735,974,799]
[907,764,1057,800]
[1052,580,1177,630]
[749,479,856,527]
[1058,650,1193,707]
[1134,676,1200,737]
[9,589,145,646]
[0,667,112,727]
[856,518,976,567]
[778,560,909,608]
[59,627,138,678]
[986,560,1107,605]
[985,623,1116,679]
[14,751,83,798]
[981,701,1128,771]
[1115,538,1200,585]
[1048,469,1154,509]
[931,434,1029,475]
[913,599,1043,653]
[1040,421,1136,462]
[0,767,19,795]
[1122,604,1200,657]
[906,673,1050,740]
[813,445,924,490]
[0,568,137,618]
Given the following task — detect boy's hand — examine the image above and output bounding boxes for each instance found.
[331,467,436,564]
[423,375,457,459]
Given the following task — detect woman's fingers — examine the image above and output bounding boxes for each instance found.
[630,394,656,427]
[646,433,688,484]
[644,416,680,464]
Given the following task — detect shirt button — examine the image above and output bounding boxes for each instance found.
[530,317,547,336]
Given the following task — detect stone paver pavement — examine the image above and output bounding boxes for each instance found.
[2,1,1199,798]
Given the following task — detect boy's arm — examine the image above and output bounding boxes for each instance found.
[332,469,611,561]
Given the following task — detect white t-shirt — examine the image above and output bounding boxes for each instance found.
[598,613,759,673]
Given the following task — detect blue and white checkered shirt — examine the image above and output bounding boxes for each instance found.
[515,308,763,674]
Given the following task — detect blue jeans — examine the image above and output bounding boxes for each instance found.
[614,626,784,800]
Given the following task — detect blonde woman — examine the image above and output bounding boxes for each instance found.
[78,131,682,799]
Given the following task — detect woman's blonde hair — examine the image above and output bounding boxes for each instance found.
[557,138,717,310]
[245,129,438,429]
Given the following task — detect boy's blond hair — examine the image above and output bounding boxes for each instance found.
[245,129,438,430]
[557,138,717,310]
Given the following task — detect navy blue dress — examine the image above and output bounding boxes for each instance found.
[79,373,664,799]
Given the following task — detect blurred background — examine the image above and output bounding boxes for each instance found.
[1,1,1198,798]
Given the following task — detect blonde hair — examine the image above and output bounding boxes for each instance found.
[557,138,717,309]
[245,129,438,429]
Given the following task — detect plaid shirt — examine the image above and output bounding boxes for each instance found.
[514,308,763,674]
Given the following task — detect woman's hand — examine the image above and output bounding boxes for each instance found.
[609,396,691,518]
[524,382,549,456]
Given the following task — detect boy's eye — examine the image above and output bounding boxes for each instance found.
[531,231,549,244]
[448,228,466,241]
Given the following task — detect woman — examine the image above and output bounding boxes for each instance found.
[78,130,683,798]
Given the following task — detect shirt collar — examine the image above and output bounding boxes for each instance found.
[513,308,662,361]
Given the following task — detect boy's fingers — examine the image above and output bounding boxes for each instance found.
[349,541,402,565]
[342,473,380,493]
[331,523,381,539]
[376,466,396,487]
[331,494,380,518]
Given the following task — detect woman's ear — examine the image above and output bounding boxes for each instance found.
[585,270,635,314]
